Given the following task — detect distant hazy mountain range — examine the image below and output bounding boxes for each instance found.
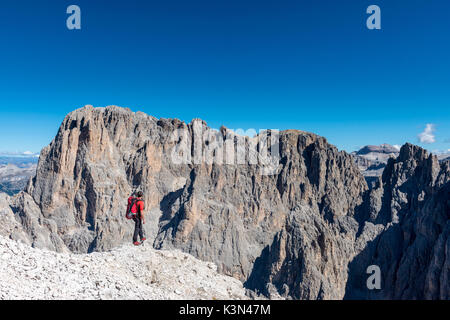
[0,155,38,196]
[352,144,449,186]
[351,144,400,186]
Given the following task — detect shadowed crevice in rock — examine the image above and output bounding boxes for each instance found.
[155,188,186,244]
[154,169,197,248]
[243,236,278,297]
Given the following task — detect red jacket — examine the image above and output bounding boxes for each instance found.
[127,196,145,214]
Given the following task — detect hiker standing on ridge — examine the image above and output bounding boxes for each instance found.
[126,191,146,246]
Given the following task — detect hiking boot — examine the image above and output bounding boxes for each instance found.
[141,237,146,243]
[133,241,141,246]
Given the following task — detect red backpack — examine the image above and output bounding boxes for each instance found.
[126,197,142,220]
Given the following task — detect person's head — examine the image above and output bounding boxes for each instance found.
[136,191,143,198]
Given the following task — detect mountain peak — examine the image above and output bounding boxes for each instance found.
[355,144,400,156]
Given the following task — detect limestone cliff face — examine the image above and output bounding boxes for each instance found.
[25,105,183,253]
[1,106,448,300]
[153,127,368,300]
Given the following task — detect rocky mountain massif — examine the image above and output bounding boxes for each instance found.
[346,145,449,299]
[0,105,448,300]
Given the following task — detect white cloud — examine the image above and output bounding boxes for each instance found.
[418,124,436,144]
[392,145,401,151]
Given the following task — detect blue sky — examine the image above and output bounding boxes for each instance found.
[0,0,449,154]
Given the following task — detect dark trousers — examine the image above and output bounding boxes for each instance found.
[133,215,145,242]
